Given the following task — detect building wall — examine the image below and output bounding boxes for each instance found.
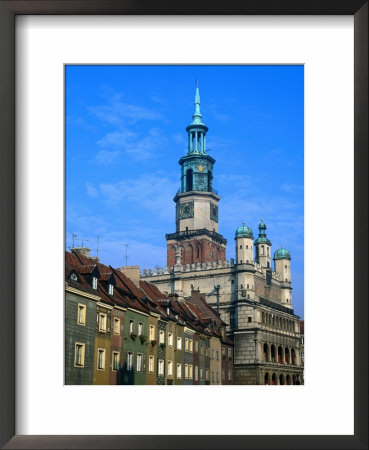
[121,310,148,385]
[109,307,125,385]
[93,303,112,385]
[209,336,221,385]
[65,290,97,385]
[183,329,195,385]
[174,324,184,385]
[166,321,176,385]
[146,315,158,385]
[156,319,167,385]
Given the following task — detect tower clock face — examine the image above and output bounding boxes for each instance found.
[178,201,194,219]
[210,204,218,222]
[197,164,204,172]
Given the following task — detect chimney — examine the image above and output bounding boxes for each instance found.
[70,247,91,258]
[118,265,140,287]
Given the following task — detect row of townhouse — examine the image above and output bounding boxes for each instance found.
[65,248,234,385]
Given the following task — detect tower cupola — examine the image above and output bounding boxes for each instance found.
[235,221,254,264]
[254,219,272,268]
[273,246,292,309]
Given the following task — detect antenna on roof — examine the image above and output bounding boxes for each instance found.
[68,231,78,248]
[94,234,104,258]
[80,238,89,247]
[124,243,129,266]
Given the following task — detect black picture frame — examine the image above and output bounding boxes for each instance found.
[0,1,367,449]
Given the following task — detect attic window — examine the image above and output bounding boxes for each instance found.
[92,276,98,289]
[70,272,78,281]
[108,284,114,295]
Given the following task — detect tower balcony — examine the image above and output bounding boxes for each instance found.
[165,228,227,245]
[176,187,218,195]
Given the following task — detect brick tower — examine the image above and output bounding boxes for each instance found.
[166,82,227,267]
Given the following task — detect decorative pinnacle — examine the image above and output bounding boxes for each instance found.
[192,81,204,125]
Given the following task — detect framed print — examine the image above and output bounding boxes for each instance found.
[0,1,367,449]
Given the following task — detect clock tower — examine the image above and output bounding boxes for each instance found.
[166,83,227,267]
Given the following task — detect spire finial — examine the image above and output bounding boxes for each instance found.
[192,81,203,125]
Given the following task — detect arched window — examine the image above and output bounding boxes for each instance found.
[264,373,270,385]
[267,247,269,256]
[272,373,277,385]
[285,347,290,364]
[279,374,285,385]
[261,245,265,255]
[186,169,193,191]
[271,345,276,362]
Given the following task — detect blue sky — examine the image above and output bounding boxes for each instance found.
[65,65,304,318]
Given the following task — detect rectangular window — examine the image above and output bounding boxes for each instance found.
[167,360,173,376]
[211,349,215,359]
[97,348,105,370]
[206,369,209,381]
[149,325,155,341]
[195,340,199,352]
[222,369,225,381]
[189,365,193,380]
[112,351,120,371]
[127,352,133,371]
[216,350,219,361]
[138,322,143,335]
[158,359,164,376]
[99,313,107,332]
[222,347,225,357]
[200,344,204,355]
[108,284,114,295]
[211,371,215,383]
[129,320,134,334]
[159,330,165,344]
[206,347,209,357]
[113,318,120,335]
[177,337,182,350]
[176,363,182,379]
[92,276,98,289]
[185,338,189,351]
[74,343,85,367]
[228,348,232,359]
[149,356,154,373]
[189,339,193,352]
[216,372,219,383]
[228,370,231,382]
[248,316,252,323]
[136,353,142,372]
[168,332,173,346]
[185,364,189,379]
[195,365,199,381]
[200,368,204,380]
[77,304,86,325]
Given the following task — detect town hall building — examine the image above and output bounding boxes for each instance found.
[141,84,304,385]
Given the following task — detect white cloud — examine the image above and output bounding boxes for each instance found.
[94,150,121,165]
[280,183,304,193]
[85,182,99,198]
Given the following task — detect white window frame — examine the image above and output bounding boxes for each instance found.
[129,320,134,334]
[168,332,173,346]
[99,313,107,332]
[148,356,154,373]
[108,283,114,295]
[113,317,120,335]
[92,276,98,290]
[189,339,193,352]
[138,322,143,335]
[136,353,142,372]
[176,363,182,379]
[185,364,189,379]
[195,365,199,381]
[189,364,193,380]
[167,360,173,376]
[159,329,165,344]
[127,352,133,371]
[200,367,204,380]
[158,359,164,376]
[74,342,85,367]
[149,325,155,341]
[112,351,120,371]
[77,303,86,325]
[177,336,182,350]
[97,348,106,370]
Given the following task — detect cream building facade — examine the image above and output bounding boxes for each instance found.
[141,85,303,385]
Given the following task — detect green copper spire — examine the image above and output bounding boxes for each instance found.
[186,81,208,155]
[192,80,205,126]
